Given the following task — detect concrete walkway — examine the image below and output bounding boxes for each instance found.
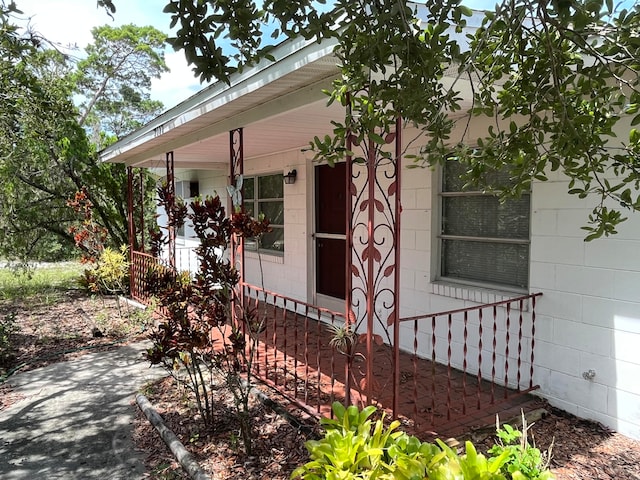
[0,342,164,479]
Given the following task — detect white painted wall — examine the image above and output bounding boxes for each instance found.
[165,149,312,303]
[163,131,640,440]
[241,149,310,301]
[528,173,640,440]
[396,139,640,439]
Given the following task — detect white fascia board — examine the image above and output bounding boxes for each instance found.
[100,35,339,164]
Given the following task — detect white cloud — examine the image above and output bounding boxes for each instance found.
[152,51,206,110]
[14,0,206,109]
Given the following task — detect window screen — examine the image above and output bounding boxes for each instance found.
[439,160,530,289]
[243,174,284,253]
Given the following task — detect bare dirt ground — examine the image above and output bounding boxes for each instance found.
[0,290,148,408]
[2,291,639,479]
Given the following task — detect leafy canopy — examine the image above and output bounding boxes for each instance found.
[75,24,168,147]
[0,1,164,262]
[99,0,640,239]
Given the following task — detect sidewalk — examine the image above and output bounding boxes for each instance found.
[0,342,163,479]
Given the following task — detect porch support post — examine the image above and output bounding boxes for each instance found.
[229,128,245,322]
[139,169,145,252]
[345,115,354,407]
[392,116,402,418]
[126,166,135,280]
[365,137,376,406]
[348,112,402,414]
[166,151,176,269]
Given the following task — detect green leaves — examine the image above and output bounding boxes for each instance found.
[75,24,168,146]
[293,404,555,480]
[488,418,553,480]
[100,0,640,240]
[0,8,159,262]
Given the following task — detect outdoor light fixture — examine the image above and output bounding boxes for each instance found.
[283,169,297,185]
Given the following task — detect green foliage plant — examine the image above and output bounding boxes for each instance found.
[0,311,19,370]
[292,402,555,480]
[488,415,554,480]
[81,246,130,295]
[0,5,162,263]
[103,0,640,240]
[145,182,271,455]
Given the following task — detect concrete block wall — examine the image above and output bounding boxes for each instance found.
[529,177,640,439]
[240,149,309,302]
[396,145,640,439]
[166,154,310,302]
[397,154,434,320]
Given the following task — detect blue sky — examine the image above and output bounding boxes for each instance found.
[14,0,207,110]
[13,0,501,110]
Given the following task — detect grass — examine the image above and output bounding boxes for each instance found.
[0,262,84,303]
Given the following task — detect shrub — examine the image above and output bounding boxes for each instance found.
[0,312,19,370]
[145,184,271,455]
[80,246,129,295]
[292,402,555,480]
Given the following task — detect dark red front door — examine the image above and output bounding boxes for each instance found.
[315,162,346,300]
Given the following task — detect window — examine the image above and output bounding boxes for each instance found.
[438,160,530,290]
[243,173,284,253]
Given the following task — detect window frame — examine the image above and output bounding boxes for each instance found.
[242,172,285,255]
[435,161,531,293]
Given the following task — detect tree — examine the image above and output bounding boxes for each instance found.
[0,8,88,260]
[100,0,640,239]
[0,2,165,262]
[75,24,168,148]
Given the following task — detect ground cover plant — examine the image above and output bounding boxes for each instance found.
[292,402,554,480]
[134,378,640,480]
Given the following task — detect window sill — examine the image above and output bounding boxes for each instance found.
[245,251,284,264]
[431,280,529,308]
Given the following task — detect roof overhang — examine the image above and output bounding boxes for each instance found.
[99,10,486,170]
[99,35,342,168]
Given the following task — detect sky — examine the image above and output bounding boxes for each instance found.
[14,0,208,110]
[13,0,498,112]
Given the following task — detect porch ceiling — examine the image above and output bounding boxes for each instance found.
[140,96,345,171]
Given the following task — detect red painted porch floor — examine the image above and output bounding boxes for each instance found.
[236,299,545,441]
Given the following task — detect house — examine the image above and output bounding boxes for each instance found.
[100,12,640,440]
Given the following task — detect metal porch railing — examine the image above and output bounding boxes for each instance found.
[396,293,542,431]
[130,251,542,435]
[130,251,166,304]
[240,282,351,419]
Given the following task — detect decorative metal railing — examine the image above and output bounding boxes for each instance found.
[396,293,542,430]
[129,250,541,434]
[130,251,169,304]
[240,282,351,418]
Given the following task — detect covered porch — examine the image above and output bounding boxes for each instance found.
[129,246,542,439]
[105,33,543,439]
